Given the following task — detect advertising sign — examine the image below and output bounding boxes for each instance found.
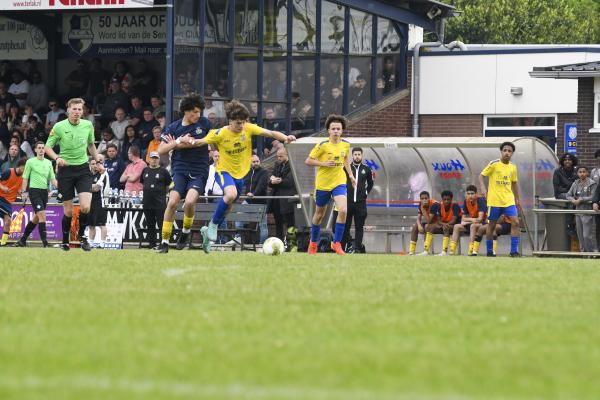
[564,123,577,155]
[1,0,153,11]
[61,11,198,57]
[0,204,63,240]
[0,16,47,60]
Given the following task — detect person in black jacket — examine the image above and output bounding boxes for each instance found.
[553,153,578,236]
[243,154,269,243]
[335,147,374,253]
[141,152,172,249]
[268,148,297,242]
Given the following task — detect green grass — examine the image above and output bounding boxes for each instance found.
[1,249,599,400]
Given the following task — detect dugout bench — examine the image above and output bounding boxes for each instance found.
[138,202,267,251]
[362,207,419,253]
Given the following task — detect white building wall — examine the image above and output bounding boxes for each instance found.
[418,49,600,115]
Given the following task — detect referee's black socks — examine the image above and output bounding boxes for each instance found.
[62,215,72,244]
[23,221,36,239]
[38,222,47,243]
[78,212,89,238]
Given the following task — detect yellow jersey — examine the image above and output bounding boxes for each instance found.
[204,123,263,179]
[481,159,518,207]
[309,139,350,191]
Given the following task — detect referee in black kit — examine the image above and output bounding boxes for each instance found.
[342,147,374,253]
[141,151,172,249]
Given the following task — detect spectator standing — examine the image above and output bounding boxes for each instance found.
[109,107,129,143]
[590,149,600,184]
[8,70,30,108]
[104,143,125,190]
[244,154,269,243]
[137,107,159,151]
[101,79,130,125]
[88,156,110,248]
[128,95,144,127]
[268,148,297,242]
[141,151,171,249]
[145,126,162,164]
[150,95,165,117]
[63,60,89,100]
[553,153,578,199]
[119,145,146,196]
[342,147,374,253]
[566,165,597,252]
[26,71,48,114]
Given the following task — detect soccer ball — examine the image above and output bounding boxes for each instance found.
[263,237,285,256]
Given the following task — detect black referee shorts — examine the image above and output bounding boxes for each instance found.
[89,202,107,226]
[29,188,48,212]
[57,163,93,202]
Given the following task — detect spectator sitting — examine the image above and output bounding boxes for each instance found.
[44,98,65,133]
[145,125,162,164]
[553,153,578,199]
[328,87,343,115]
[155,111,166,129]
[82,102,98,133]
[63,59,89,100]
[104,143,125,190]
[0,82,17,113]
[101,79,130,124]
[19,104,40,133]
[128,95,144,127]
[132,59,157,105]
[26,71,48,114]
[119,145,147,196]
[120,125,141,163]
[291,92,312,131]
[206,112,219,129]
[136,107,158,151]
[8,70,30,108]
[109,107,129,143]
[7,104,21,132]
[150,95,165,117]
[9,134,28,159]
[381,57,396,94]
[23,115,46,145]
[97,127,120,155]
[349,74,369,111]
[1,144,21,174]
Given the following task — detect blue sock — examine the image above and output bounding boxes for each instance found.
[511,236,519,254]
[212,199,229,225]
[311,224,321,242]
[334,222,345,243]
[486,239,493,254]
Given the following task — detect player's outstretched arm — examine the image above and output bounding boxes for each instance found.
[260,128,296,144]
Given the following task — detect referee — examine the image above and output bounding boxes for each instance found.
[17,141,57,247]
[45,98,98,251]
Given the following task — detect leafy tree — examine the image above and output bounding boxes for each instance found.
[445,0,600,44]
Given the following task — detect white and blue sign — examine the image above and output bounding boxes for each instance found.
[564,123,577,155]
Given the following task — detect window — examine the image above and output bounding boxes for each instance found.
[205,0,230,44]
[293,0,317,52]
[235,0,259,46]
[263,53,287,101]
[174,0,200,46]
[348,57,371,111]
[204,48,229,98]
[265,0,288,49]
[292,54,315,131]
[321,1,345,54]
[349,9,372,55]
[233,52,258,100]
[484,115,557,149]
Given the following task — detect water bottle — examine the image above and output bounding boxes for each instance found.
[119,189,124,207]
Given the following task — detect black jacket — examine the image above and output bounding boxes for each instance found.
[269,160,297,214]
[346,162,374,204]
[244,166,269,204]
[553,167,577,199]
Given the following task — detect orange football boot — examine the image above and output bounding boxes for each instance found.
[308,241,318,254]
[332,242,345,255]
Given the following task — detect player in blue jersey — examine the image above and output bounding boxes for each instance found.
[156,95,211,253]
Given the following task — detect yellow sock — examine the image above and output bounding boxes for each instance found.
[493,240,498,254]
[473,241,481,254]
[424,233,433,252]
[162,221,174,242]
[409,241,417,254]
[449,240,457,255]
[1,233,8,246]
[468,242,474,255]
[183,215,194,232]
[442,236,450,252]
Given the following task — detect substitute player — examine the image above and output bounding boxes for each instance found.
[0,158,26,246]
[156,95,211,253]
[305,114,356,255]
[175,100,295,253]
[448,185,486,256]
[45,98,97,251]
[16,141,58,247]
[408,191,436,255]
[479,141,521,257]
[418,190,461,256]
[470,215,511,256]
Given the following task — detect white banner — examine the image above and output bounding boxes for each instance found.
[0,0,154,10]
[0,16,47,60]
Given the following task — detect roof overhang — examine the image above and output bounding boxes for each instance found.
[530,71,600,79]
[287,136,533,149]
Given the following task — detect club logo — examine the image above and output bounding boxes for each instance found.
[67,15,94,56]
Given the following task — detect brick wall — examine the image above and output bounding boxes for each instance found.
[419,114,482,137]
[575,78,598,167]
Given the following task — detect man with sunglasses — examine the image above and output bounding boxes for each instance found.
[44,99,64,133]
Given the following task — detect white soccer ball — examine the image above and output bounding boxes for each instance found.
[263,237,285,256]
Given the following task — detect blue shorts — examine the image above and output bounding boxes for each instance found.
[315,184,347,207]
[215,171,245,197]
[172,171,207,197]
[488,205,518,221]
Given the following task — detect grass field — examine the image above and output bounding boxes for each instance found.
[1,249,599,400]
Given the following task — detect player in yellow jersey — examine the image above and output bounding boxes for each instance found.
[305,115,356,255]
[479,141,521,257]
[172,100,296,253]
